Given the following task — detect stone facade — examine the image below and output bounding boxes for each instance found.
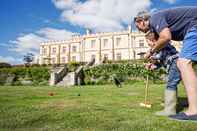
[39,27,181,64]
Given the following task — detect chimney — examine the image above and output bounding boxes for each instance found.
[128,24,132,33]
[86,28,92,35]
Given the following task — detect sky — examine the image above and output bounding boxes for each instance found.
[0,0,197,64]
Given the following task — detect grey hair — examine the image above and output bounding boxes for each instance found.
[134,11,150,22]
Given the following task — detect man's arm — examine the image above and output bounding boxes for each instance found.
[152,27,171,53]
[145,27,171,60]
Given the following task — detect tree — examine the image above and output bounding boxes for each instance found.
[23,53,34,66]
[0,62,11,68]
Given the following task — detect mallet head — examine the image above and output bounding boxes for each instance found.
[140,102,152,108]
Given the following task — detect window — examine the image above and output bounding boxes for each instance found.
[72,46,77,52]
[91,40,96,48]
[61,57,66,63]
[103,39,108,47]
[139,40,144,47]
[62,46,66,53]
[51,57,56,64]
[72,56,76,61]
[116,38,121,46]
[42,48,47,55]
[52,47,56,54]
[116,53,121,61]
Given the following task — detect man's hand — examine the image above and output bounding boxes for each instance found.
[145,63,157,70]
[144,49,153,60]
[149,56,158,64]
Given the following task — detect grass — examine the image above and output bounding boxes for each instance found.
[0,81,197,131]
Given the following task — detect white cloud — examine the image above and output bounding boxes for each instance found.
[9,33,47,55]
[0,55,22,64]
[52,0,79,10]
[53,0,152,32]
[9,28,73,56]
[162,0,176,4]
[5,0,177,64]
[6,27,73,64]
[37,27,73,40]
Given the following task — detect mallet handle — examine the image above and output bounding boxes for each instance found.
[144,74,149,104]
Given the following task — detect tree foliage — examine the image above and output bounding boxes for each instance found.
[0,62,11,68]
[23,53,34,66]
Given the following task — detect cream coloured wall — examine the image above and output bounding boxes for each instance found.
[39,30,180,65]
[69,41,81,62]
[50,45,59,64]
[83,37,100,63]
[60,43,69,63]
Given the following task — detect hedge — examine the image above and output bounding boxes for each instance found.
[0,67,50,85]
[84,63,166,85]
[0,61,168,86]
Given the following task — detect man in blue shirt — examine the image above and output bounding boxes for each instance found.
[134,6,197,121]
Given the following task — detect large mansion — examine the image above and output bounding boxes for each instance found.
[39,26,181,64]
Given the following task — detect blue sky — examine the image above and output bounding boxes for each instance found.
[0,0,197,64]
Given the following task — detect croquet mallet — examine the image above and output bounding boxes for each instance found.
[140,74,152,108]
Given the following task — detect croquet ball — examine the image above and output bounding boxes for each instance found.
[78,93,81,96]
[48,92,54,96]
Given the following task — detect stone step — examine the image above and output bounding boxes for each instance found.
[57,72,76,87]
[56,80,64,86]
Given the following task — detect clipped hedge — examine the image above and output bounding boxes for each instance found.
[0,67,50,85]
[84,63,166,85]
[0,62,12,68]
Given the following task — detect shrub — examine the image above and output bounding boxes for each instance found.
[29,67,50,82]
[0,67,50,86]
[0,73,8,85]
[0,62,12,68]
[84,62,166,85]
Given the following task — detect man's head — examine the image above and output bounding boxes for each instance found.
[134,11,150,33]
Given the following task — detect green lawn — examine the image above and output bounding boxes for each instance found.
[0,82,197,131]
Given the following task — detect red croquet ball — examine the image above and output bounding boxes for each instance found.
[48,92,54,96]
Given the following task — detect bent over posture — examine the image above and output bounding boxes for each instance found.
[134,6,197,121]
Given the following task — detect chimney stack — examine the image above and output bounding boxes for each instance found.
[86,28,92,35]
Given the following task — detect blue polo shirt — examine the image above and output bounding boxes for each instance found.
[150,6,197,41]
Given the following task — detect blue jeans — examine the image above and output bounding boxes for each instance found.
[166,59,181,91]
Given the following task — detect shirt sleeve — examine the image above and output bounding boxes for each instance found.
[150,13,169,34]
